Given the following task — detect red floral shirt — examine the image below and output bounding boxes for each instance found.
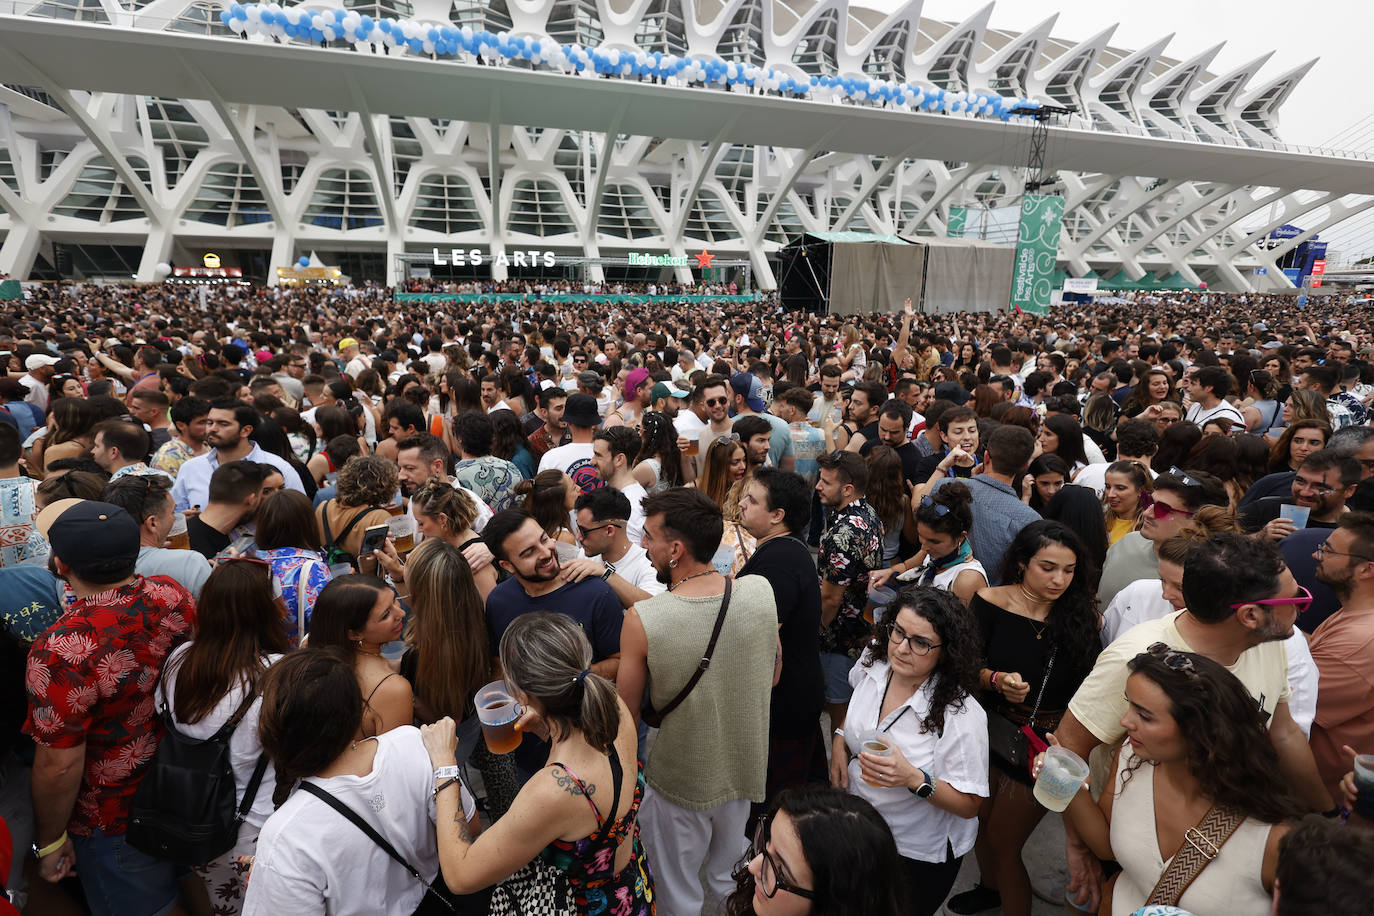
[23,575,196,836]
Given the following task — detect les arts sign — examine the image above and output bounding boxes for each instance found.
[430,249,717,269]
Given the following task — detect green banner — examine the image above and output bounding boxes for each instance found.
[394,292,761,305]
[1009,194,1065,315]
[947,207,968,239]
[0,280,20,302]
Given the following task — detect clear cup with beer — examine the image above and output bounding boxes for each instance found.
[387,512,416,554]
[475,679,524,755]
[857,728,894,787]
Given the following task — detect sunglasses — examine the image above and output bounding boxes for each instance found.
[576,521,624,537]
[1228,585,1313,614]
[1145,641,1197,677]
[706,397,729,407]
[918,496,951,517]
[1167,467,1203,488]
[1149,500,1194,520]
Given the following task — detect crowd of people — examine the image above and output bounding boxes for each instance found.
[0,278,1373,916]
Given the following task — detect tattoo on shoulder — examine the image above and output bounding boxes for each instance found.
[552,767,594,799]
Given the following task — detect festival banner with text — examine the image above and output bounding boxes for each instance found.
[1010,194,1065,315]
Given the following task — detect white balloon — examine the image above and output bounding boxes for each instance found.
[154,262,172,277]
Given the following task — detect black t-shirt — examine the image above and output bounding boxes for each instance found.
[913,448,976,485]
[737,535,824,739]
[187,514,231,560]
[1241,497,1339,534]
[972,593,1095,714]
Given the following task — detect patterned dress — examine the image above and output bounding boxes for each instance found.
[541,757,655,916]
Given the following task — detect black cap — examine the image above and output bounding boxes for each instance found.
[37,499,140,579]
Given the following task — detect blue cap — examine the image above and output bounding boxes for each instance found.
[729,372,766,411]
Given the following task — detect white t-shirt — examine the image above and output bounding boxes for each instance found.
[672,410,706,442]
[245,726,475,916]
[843,654,988,862]
[1185,400,1245,428]
[162,646,282,830]
[1098,582,1317,736]
[539,442,599,494]
[619,481,647,545]
[608,542,665,597]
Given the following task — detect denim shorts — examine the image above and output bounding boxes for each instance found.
[70,829,180,916]
[819,651,857,704]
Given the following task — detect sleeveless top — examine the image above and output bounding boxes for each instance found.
[1250,399,1280,432]
[542,751,655,916]
[1108,750,1273,916]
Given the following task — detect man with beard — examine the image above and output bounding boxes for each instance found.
[1245,450,1361,540]
[617,487,778,916]
[691,375,735,475]
[170,399,303,512]
[1046,532,1336,914]
[482,508,623,783]
[1307,512,1374,802]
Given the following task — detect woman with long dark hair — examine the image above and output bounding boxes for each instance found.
[246,648,482,915]
[515,469,580,557]
[1020,454,1070,515]
[951,521,1100,916]
[830,587,987,916]
[1051,647,1303,916]
[31,397,98,477]
[1120,368,1178,418]
[1267,419,1329,473]
[489,408,536,479]
[632,410,686,492]
[163,560,290,913]
[1039,414,1090,478]
[253,490,330,645]
[421,611,654,912]
[864,445,912,567]
[307,575,413,738]
[725,787,907,916]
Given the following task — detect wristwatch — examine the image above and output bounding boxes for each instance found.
[601,561,616,581]
[909,768,936,800]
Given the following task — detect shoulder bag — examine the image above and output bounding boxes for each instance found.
[986,647,1056,778]
[1144,804,1248,906]
[642,577,733,729]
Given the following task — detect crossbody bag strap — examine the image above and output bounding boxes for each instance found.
[298,782,456,913]
[1144,804,1248,907]
[1027,647,1057,722]
[654,577,734,721]
[333,505,387,544]
[237,753,270,821]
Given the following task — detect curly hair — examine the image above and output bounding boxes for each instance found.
[1121,650,1305,825]
[335,453,399,508]
[636,410,683,487]
[997,520,1102,673]
[863,587,979,735]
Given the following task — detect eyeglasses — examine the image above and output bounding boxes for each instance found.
[1149,500,1194,520]
[918,496,950,517]
[576,521,624,537]
[706,397,729,407]
[748,818,815,901]
[1228,585,1314,614]
[889,622,941,656]
[1315,541,1374,563]
[1293,475,1337,496]
[1145,642,1198,678]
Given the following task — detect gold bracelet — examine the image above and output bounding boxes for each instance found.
[35,831,67,858]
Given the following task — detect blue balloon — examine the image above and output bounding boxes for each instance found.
[297,256,309,267]
[331,9,345,22]
[359,14,372,31]
[427,27,439,42]
[219,9,231,25]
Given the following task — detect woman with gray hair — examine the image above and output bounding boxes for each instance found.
[419,611,655,913]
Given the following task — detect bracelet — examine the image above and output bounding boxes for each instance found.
[990,671,1001,692]
[35,831,67,858]
[1321,805,1343,819]
[433,765,461,781]
[433,777,460,797]
[833,728,845,738]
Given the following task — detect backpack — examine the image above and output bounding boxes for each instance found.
[320,500,388,571]
[127,678,269,867]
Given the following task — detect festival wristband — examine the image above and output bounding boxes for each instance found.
[433,765,461,781]
[34,831,67,858]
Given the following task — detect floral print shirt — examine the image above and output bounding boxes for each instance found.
[23,575,196,835]
[818,498,884,657]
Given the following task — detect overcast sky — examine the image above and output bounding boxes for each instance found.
[865,0,1374,256]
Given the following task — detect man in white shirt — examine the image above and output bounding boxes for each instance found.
[171,401,304,512]
[20,354,58,413]
[559,487,665,606]
[539,393,603,494]
[1074,418,1159,498]
[338,337,371,379]
[1184,366,1245,428]
[591,427,646,544]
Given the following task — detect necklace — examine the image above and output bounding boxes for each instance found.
[669,569,717,592]
[351,735,378,752]
[1016,584,1051,639]
[355,643,383,657]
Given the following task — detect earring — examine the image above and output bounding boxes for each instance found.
[669,558,678,569]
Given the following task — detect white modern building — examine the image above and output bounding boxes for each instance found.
[1,0,1372,291]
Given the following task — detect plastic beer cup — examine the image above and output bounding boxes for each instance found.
[475,680,523,754]
[1034,746,1089,812]
[858,729,893,787]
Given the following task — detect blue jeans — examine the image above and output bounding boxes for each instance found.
[820,652,857,704]
[70,829,180,916]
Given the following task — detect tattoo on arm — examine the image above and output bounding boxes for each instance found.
[454,806,472,843]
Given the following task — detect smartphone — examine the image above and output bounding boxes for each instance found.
[358,524,389,557]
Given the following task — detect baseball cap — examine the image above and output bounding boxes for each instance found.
[729,372,765,411]
[650,381,689,403]
[625,368,651,395]
[563,393,602,428]
[25,354,59,371]
[37,499,140,579]
[933,381,970,406]
[337,337,359,351]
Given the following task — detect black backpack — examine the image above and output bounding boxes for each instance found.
[127,679,269,866]
[321,500,388,571]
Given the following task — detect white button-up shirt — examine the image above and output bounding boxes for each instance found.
[172,443,306,513]
[844,653,989,862]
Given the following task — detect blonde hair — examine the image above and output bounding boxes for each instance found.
[410,477,478,535]
[499,611,619,754]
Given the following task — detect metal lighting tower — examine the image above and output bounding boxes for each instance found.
[1011,104,1072,193]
